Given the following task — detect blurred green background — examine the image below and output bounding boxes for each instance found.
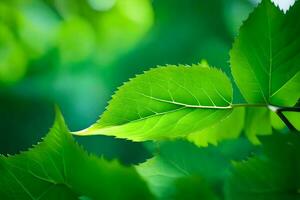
[0,0,258,164]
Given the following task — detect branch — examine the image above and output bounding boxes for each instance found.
[268,105,299,132]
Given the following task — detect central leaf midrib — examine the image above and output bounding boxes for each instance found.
[266,3,273,101]
[138,93,231,110]
[98,94,231,128]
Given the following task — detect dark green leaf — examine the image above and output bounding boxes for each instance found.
[231,0,300,106]
[226,132,300,200]
[0,108,153,200]
[172,176,218,200]
[136,139,255,199]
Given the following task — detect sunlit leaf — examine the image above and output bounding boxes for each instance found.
[284,112,300,131]
[188,108,244,147]
[75,64,233,141]
[244,107,272,144]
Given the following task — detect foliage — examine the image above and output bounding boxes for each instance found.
[0,0,252,155]
[136,139,255,199]
[1,0,300,199]
[0,0,153,84]
[226,133,300,200]
[0,108,153,199]
[230,0,300,106]
[75,65,233,141]
[75,0,299,142]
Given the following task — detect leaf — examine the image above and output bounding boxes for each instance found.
[270,73,300,106]
[225,132,300,200]
[271,111,300,132]
[230,0,300,106]
[136,139,255,199]
[172,176,219,200]
[75,64,233,141]
[284,112,300,131]
[271,111,286,130]
[244,107,272,144]
[187,108,245,147]
[0,107,153,200]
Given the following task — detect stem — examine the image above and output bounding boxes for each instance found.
[232,103,300,132]
[277,107,300,112]
[268,105,299,132]
[231,103,267,108]
[275,111,297,132]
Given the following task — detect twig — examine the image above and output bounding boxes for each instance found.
[268,105,299,132]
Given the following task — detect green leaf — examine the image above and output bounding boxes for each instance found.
[172,176,218,200]
[271,111,286,130]
[271,112,300,132]
[226,132,300,200]
[75,64,233,141]
[230,0,300,106]
[0,108,153,200]
[284,112,300,131]
[187,108,245,147]
[270,73,300,106]
[244,107,272,144]
[136,139,255,199]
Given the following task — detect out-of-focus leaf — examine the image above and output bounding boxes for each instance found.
[95,0,154,64]
[17,0,60,57]
[0,108,153,199]
[223,0,254,36]
[226,132,300,200]
[136,139,255,199]
[172,176,218,200]
[58,17,96,63]
[0,24,27,84]
[54,0,154,65]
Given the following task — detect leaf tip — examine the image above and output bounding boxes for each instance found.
[53,104,66,127]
